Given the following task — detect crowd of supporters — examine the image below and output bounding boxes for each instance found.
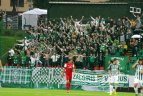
[7,14,143,70]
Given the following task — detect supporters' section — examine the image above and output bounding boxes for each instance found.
[4,2,143,73]
[0,1,143,95]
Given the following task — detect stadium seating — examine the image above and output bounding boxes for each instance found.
[4,15,143,74]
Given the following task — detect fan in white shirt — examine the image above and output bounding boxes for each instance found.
[90,16,100,27]
[71,16,84,33]
[8,48,15,56]
[51,54,60,62]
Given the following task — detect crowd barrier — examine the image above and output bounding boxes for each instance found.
[1,66,135,91]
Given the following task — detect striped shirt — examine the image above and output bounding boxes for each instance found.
[108,64,120,76]
[135,64,143,80]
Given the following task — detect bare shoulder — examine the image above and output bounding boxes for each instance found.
[0,59,3,68]
[0,60,2,64]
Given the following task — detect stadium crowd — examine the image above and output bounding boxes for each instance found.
[7,14,143,70]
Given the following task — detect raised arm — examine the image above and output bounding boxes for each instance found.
[60,18,65,26]
[70,16,75,23]
[79,16,84,23]
[132,13,137,17]
[126,17,131,22]
[90,16,95,21]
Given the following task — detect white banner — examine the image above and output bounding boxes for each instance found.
[72,73,129,86]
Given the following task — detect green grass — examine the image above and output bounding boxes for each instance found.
[0,88,135,96]
[0,36,22,64]
[0,36,21,56]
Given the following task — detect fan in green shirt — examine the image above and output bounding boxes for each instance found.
[13,53,20,65]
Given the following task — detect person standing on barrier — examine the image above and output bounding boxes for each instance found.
[62,55,75,93]
[132,58,143,96]
[108,58,120,95]
[0,59,4,88]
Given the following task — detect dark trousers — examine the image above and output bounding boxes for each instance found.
[43,59,49,67]
[75,61,83,69]
[89,62,95,70]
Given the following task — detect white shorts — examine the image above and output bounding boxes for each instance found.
[134,78,143,86]
[109,75,118,84]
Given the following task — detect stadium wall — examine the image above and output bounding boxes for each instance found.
[48,2,128,19]
[48,2,143,19]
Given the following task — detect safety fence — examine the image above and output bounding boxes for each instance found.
[1,66,132,91]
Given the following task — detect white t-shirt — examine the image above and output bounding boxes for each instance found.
[9,49,15,56]
[30,56,36,64]
[35,53,40,61]
[51,54,60,62]
[74,21,81,32]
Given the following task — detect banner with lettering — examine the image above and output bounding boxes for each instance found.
[72,73,129,86]
[1,66,129,89]
[31,67,129,89]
